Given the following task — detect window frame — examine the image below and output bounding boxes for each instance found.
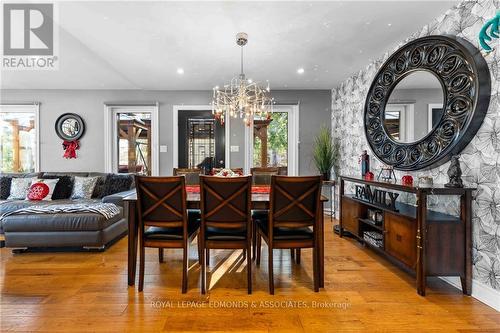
[0,103,40,173]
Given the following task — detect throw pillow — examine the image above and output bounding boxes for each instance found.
[42,175,74,199]
[26,178,60,201]
[91,175,107,198]
[7,177,34,200]
[0,176,12,200]
[71,176,99,200]
[100,174,133,198]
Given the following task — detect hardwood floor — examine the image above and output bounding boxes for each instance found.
[1,219,499,332]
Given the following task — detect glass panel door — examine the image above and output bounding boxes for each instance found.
[252,112,288,174]
[115,112,151,175]
[188,119,215,168]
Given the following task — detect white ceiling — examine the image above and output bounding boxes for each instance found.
[1,1,459,90]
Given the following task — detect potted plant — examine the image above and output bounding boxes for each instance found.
[313,126,340,180]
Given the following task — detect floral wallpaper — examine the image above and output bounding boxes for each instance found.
[331,0,500,291]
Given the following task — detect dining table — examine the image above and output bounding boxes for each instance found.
[123,185,328,288]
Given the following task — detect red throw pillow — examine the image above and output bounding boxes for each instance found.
[26,179,59,201]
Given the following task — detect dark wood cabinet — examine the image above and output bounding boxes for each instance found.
[384,212,416,269]
[339,176,474,296]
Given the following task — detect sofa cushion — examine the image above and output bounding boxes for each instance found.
[91,175,108,198]
[26,178,59,201]
[7,177,34,200]
[71,176,99,199]
[41,175,74,199]
[100,174,133,198]
[2,206,123,232]
[0,177,12,200]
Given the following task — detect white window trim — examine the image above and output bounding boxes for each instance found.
[428,103,444,132]
[0,103,40,172]
[172,105,230,172]
[244,104,299,176]
[104,103,159,176]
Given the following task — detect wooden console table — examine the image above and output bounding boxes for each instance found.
[339,176,474,296]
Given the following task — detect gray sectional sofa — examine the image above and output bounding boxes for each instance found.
[0,172,135,251]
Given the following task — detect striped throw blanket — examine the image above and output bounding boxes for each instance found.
[0,203,120,221]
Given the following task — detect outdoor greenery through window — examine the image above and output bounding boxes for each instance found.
[253,112,288,171]
[0,110,37,173]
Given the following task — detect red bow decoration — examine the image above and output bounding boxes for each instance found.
[62,140,80,159]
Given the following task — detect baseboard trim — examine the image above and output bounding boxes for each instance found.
[439,277,500,312]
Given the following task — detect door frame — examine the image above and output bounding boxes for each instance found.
[104,103,159,176]
[428,103,444,132]
[386,103,415,142]
[244,104,299,175]
[172,105,230,170]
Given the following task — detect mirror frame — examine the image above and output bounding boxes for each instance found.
[55,113,85,141]
[364,35,491,171]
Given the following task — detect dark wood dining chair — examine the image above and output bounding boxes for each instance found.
[173,168,202,185]
[199,175,253,294]
[250,167,279,185]
[254,175,322,294]
[135,176,201,293]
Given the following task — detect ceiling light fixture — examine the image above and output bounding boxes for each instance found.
[297,68,305,74]
[212,32,274,126]
[177,68,184,74]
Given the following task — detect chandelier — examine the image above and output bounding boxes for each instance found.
[212,32,274,126]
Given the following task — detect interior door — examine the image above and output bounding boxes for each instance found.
[178,110,225,170]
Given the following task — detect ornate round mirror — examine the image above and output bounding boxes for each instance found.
[55,113,85,141]
[364,35,491,171]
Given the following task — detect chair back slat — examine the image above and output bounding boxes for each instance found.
[135,176,188,229]
[200,176,252,230]
[269,176,321,229]
[173,168,202,185]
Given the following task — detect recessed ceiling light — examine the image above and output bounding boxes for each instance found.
[177,68,184,74]
[387,23,392,27]
[297,68,305,74]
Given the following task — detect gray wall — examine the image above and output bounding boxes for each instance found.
[0,89,330,175]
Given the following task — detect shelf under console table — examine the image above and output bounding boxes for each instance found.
[338,175,475,296]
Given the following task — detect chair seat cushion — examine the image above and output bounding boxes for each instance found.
[205,226,247,240]
[256,219,313,240]
[144,210,200,240]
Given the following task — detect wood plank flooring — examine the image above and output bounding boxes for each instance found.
[1,219,499,332]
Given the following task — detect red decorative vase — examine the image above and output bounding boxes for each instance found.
[402,175,413,186]
[364,171,374,181]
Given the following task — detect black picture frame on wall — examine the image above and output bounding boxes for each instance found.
[364,35,491,171]
[55,113,86,141]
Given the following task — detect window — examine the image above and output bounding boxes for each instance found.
[0,104,39,173]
